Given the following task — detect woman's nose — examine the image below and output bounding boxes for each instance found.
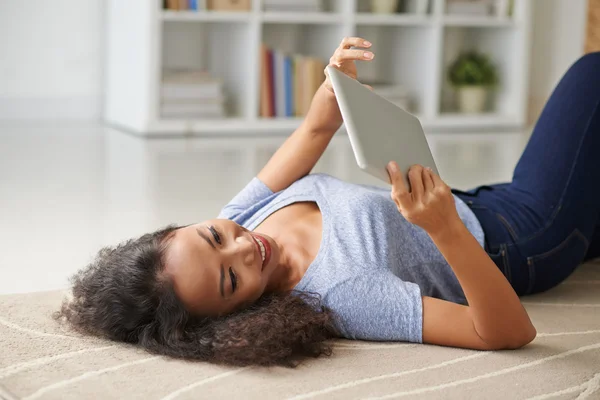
[236,236,256,266]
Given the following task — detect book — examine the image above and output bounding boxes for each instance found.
[162,69,223,99]
[167,0,179,10]
[273,50,286,118]
[293,55,303,117]
[161,102,224,114]
[284,56,293,117]
[446,0,492,15]
[161,110,226,118]
[162,84,222,100]
[260,45,273,118]
[267,49,275,116]
[263,0,322,12]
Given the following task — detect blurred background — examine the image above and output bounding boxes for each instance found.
[0,0,597,294]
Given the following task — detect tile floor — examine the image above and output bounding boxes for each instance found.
[0,122,530,294]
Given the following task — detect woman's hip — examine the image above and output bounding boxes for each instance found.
[453,185,590,296]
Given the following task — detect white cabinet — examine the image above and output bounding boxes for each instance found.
[104,0,532,135]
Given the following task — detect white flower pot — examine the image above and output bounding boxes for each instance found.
[371,0,399,13]
[456,86,488,114]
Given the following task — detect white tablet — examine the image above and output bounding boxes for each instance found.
[326,66,439,187]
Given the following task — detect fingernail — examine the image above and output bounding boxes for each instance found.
[364,52,374,59]
[363,40,372,46]
[388,161,397,172]
[426,167,432,172]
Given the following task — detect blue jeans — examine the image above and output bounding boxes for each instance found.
[452,52,600,296]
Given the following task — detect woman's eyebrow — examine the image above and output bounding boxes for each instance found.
[196,227,215,249]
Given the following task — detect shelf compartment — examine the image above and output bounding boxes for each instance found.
[260,12,344,24]
[161,21,255,119]
[442,15,516,27]
[161,10,253,22]
[356,0,430,14]
[261,23,345,66]
[355,13,432,26]
[439,26,521,118]
[355,25,437,116]
[261,0,348,13]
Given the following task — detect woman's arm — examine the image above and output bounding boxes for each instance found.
[257,84,342,193]
[428,222,536,349]
[387,163,536,349]
[257,37,374,193]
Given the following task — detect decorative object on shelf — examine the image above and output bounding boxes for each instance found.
[494,0,509,17]
[161,70,226,119]
[446,0,492,16]
[448,51,498,114]
[207,0,251,11]
[371,0,400,14]
[263,0,323,12]
[260,45,325,118]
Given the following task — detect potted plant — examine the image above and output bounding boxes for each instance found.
[448,51,498,113]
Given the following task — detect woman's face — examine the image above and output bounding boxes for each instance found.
[163,220,280,316]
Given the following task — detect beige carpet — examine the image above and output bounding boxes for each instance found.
[1,260,600,400]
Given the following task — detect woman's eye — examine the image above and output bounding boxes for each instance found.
[209,226,221,245]
[229,267,237,292]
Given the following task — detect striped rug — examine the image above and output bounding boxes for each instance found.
[1,260,599,400]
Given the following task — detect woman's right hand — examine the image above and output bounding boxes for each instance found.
[323,37,375,93]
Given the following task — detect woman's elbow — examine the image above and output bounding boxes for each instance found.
[502,326,537,350]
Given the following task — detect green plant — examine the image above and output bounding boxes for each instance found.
[448,51,498,87]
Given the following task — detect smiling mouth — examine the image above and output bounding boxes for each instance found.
[251,233,271,270]
[251,235,266,266]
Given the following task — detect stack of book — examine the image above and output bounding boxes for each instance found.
[263,0,323,12]
[370,84,412,112]
[260,45,326,118]
[164,0,203,11]
[161,70,226,119]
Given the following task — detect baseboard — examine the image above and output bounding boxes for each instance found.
[0,96,101,120]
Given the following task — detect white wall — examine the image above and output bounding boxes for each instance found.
[0,0,104,119]
[0,0,589,122]
[527,0,588,123]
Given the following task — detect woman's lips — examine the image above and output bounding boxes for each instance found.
[252,233,271,271]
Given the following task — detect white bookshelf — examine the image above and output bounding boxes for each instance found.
[104,0,532,135]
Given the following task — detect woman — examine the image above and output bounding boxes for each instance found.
[56,37,600,368]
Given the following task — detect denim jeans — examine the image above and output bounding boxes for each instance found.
[452,52,600,296]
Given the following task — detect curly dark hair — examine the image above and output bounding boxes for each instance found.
[54,224,338,367]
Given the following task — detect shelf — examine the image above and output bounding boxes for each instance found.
[430,113,520,129]
[105,0,533,136]
[261,12,344,25]
[442,15,516,27]
[161,11,253,22]
[146,118,304,134]
[141,114,521,135]
[355,13,432,26]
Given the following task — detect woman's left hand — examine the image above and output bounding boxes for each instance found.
[386,161,462,236]
[323,37,374,93]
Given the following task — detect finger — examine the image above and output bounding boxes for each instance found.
[339,37,372,50]
[387,161,409,194]
[428,168,445,187]
[423,167,434,192]
[331,49,374,65]
[408,165,424,201]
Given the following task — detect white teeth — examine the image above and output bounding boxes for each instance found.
[254,236,266,262]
